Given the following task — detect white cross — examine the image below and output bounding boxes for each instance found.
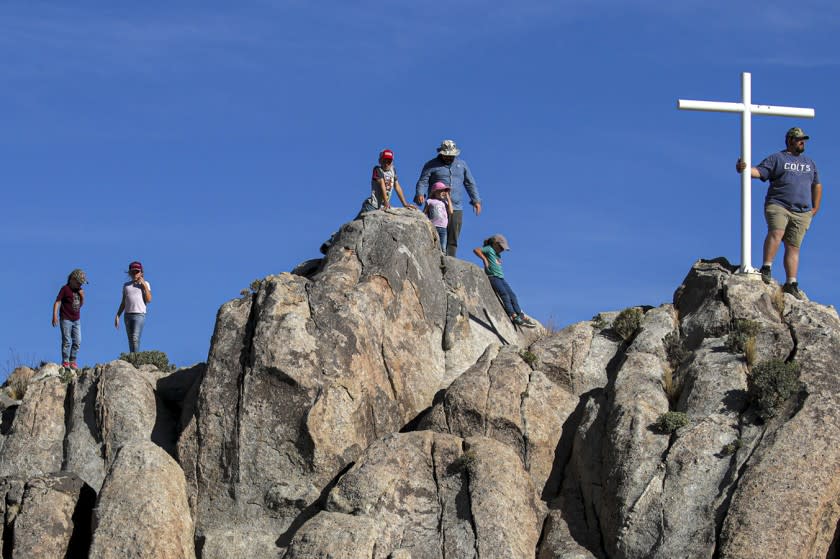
[678,72,815,273]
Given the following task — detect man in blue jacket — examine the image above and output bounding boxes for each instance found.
[415,139,482,257]
[737,127,823,299]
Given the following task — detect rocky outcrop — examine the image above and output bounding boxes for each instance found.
[179,208,534,554]
[13,473,94,558]
[1,207,839,559]
[283,431,545,558]
[0,375,67,477]
[89,441,195,559]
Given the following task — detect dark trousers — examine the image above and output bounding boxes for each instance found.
[489,276,522,317]
[446,210,463,257]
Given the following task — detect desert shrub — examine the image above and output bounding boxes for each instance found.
[771,286,785,316]
[725,319,760,354]
[519,350,538,368]
[119,350,174,371]
[748,359,801,421]
[613,308,643,341]
[662,367,681,406]
[4,366,35,400]
[654,411,690,434]
[59,368,74,383]
[743,336,757,367]
[721,438,742,456]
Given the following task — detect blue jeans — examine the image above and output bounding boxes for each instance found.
[124,313,146,353]
[436,227,448,253]
[60,319,81,362]
[488,276,522,318]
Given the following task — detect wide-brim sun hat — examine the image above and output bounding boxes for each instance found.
[491,234,510,251]
[437,139,460,157]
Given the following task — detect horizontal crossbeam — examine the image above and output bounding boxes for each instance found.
[677,99,815,118]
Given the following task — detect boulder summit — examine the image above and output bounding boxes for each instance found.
[1,209,839,558]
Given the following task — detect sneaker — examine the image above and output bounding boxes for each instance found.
[513,314,536,328]
[759,265,772,284]
[518,313,537,327]
[62,361,70,369]
[69,361,79,370]
[783,282,805,301]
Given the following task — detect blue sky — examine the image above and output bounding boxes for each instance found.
[3,1,839,378]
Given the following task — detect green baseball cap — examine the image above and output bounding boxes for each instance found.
[785,127,810,140]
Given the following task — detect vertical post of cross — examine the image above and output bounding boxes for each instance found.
[677,72,815,274]
[740,73,752,272]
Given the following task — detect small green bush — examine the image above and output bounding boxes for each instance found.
[119,350,174,371]
[613,308,643,341]
[748,359,801,420]
[654,411,690,434]
[725,319,760,354]
[59,368,74,384]
[519,350,538,368]
[721,438,742,456]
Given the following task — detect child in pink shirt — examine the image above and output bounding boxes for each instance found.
[424,182,453,252]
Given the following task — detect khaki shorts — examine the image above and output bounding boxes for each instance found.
[765,203,812,248]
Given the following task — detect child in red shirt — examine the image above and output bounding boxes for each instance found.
[52,269,88,369]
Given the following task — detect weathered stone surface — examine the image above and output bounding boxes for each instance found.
[1,242,839,559]
[96,360,158,465]
[285,431,544,558]
[90,440,195,559]
[599,306,674,559]
[0,375,67,477]
[64,366,107,490]
[419,344,577,492]
[724,273,794,362]
[537,509,598,559]
[185,209,531,555]
[529,318,619,395]
[674,258,735,348]
[13,473,94,559]
[718,299,840,559]
[283,512,379,559]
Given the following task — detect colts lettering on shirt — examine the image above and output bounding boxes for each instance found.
[783,162,812,172]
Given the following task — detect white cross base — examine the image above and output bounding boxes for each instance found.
[678,72,815,273]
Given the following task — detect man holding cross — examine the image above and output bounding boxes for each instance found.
[736,127,823,299]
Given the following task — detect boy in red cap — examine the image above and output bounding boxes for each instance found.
[360,149,414,213]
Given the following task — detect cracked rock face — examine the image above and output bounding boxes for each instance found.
[2,214,840,559]
[283,431,545,559]
[179,209,532,554]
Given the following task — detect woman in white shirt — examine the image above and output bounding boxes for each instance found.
[114,261,152,352]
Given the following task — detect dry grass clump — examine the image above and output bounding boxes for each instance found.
[771,286,785,316]
[4,366,35,400]
[725,319,760,366]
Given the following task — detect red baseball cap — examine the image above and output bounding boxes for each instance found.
[128,261,143,272]
[379,149,394,161]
